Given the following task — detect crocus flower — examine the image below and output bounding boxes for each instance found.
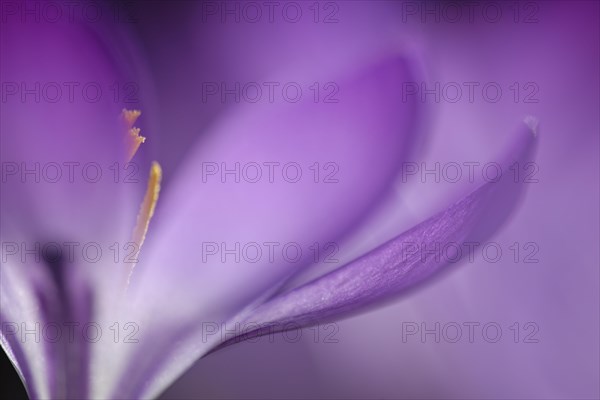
[0,2,538,400]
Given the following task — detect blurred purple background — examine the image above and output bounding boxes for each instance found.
[150,1,599,398]
[1,0,598,399]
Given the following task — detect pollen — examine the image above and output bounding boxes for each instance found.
[122,109,146,162]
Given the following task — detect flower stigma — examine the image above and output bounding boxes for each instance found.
[122,108,146,163]
[121,109,162,288]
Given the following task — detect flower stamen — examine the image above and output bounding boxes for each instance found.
[119,109,162,288]
[132,162,162,250]
[122,109,146,162]
[125,162,162,286]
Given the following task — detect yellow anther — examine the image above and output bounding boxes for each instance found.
[132,161,162,248]
[117,109,162,291]
[122,109,146,162]
[132,162,161,256]
[125,162,162,286]
[122,109,141,127]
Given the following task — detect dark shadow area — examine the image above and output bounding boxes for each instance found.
[1,350,28,399]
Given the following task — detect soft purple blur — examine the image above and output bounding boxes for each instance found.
[0,0,598,399]
[123,1,597,399]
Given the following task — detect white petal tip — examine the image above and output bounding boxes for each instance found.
[523,116,539,137]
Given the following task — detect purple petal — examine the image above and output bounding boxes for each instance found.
[0,14,143,244]
[0,10,149,399]
[215,119,538,348]
[136,54,421,320]
[139,1,419,179]
[120,53,421,399]
[1,258,95,399]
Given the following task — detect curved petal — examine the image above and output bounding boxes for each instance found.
[137,53,420,312]
[0,257,95,399]
[215,119,538,348]
[120,53,421,399]
[0,10,143,245]
[0,6,150,398]
[135,1,422,182]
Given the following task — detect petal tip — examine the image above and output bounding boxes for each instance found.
[523,115,539,137]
